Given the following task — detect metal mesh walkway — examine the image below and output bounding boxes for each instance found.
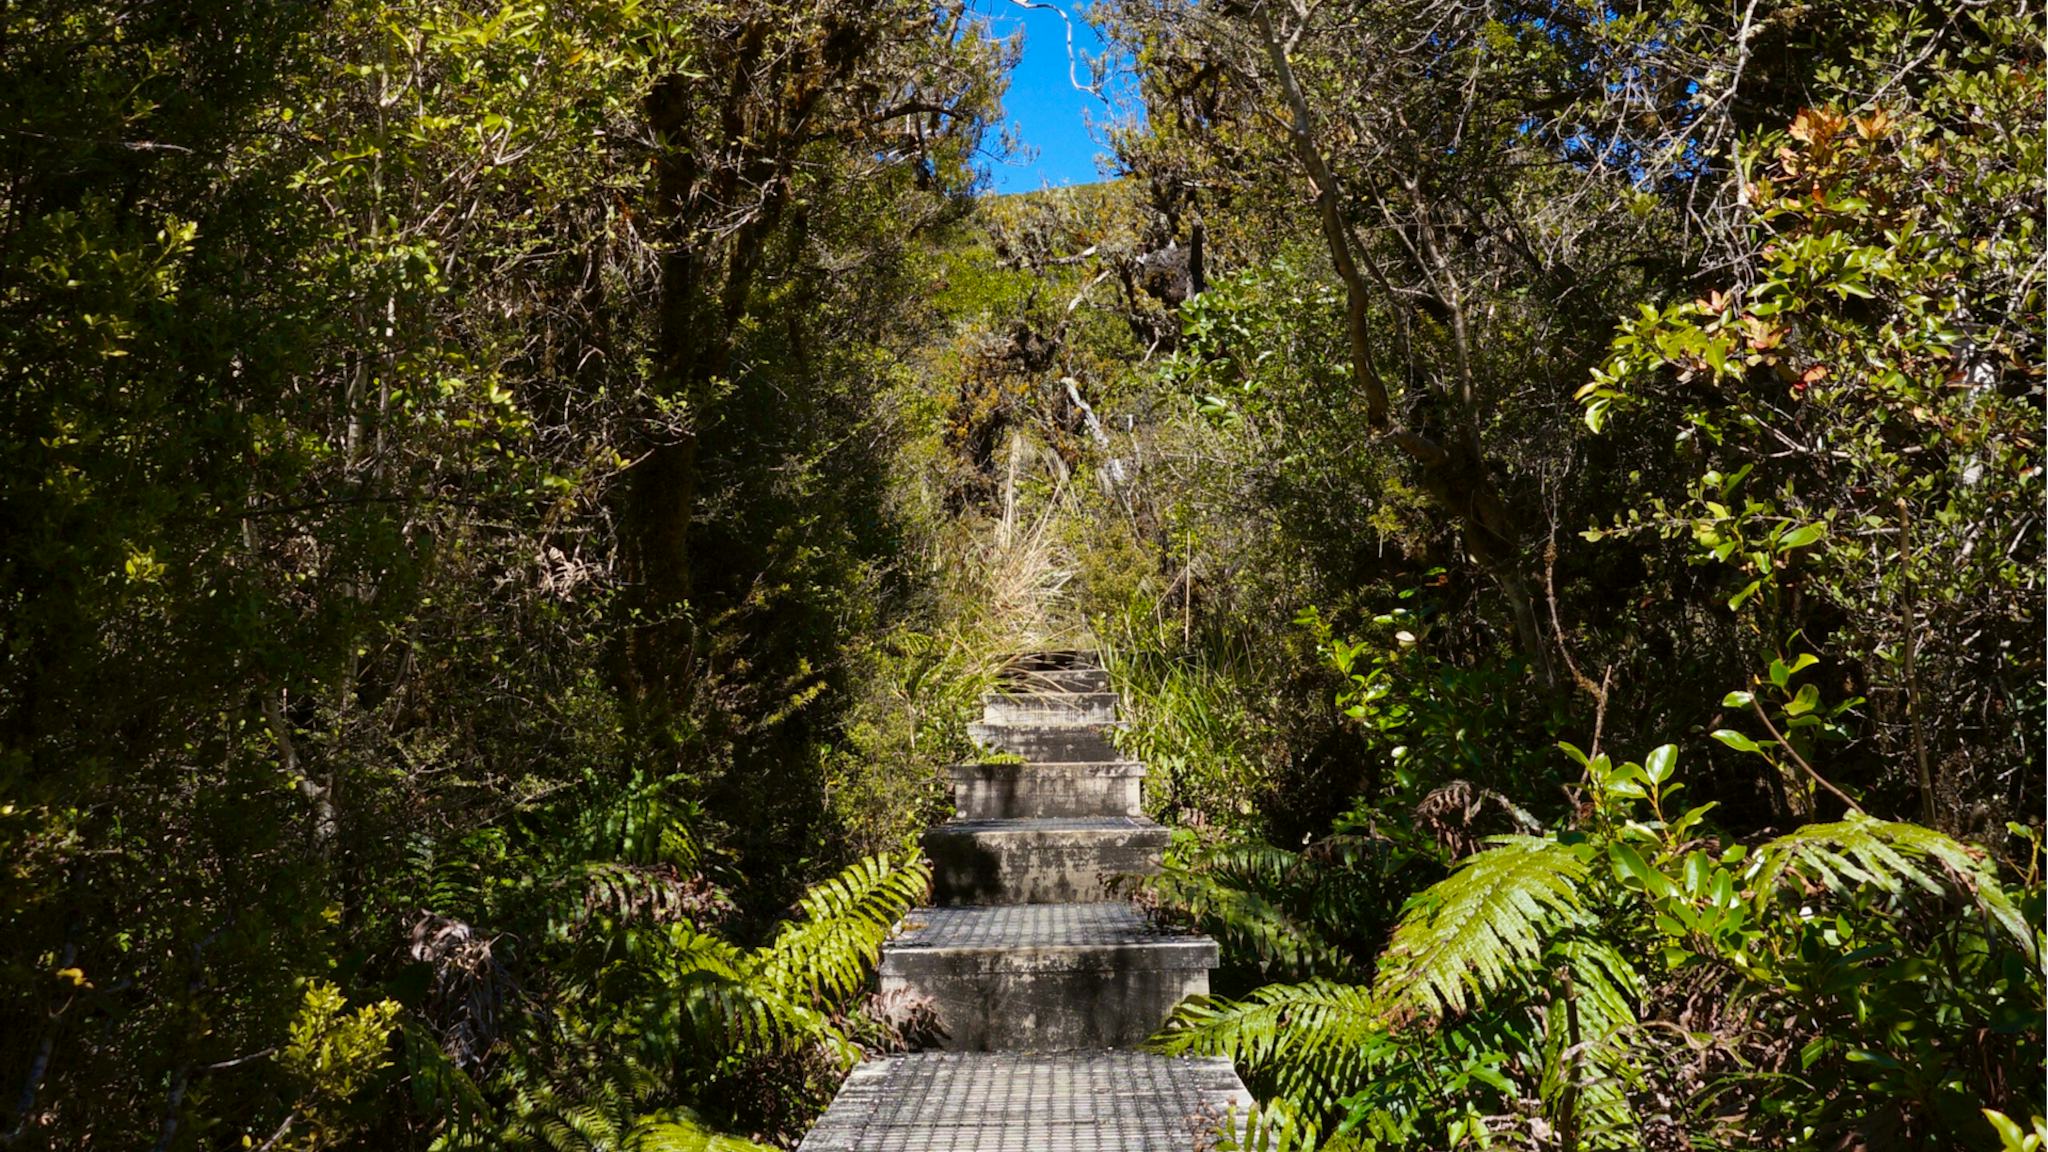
[798,1052,1250,1152]
[893,903,1200,950]
[932,816,1159,833]
[799,649,1250,1150]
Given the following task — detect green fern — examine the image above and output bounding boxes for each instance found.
[1152,979,1391,1121]
[1749,814,2037,962]
[450,1054,650,1152]
[1215,1096,1344,1152]
[1143,848,1361,979]
[654,845,929,1069]
[1156,872,1357,978]
[432,847,928,1152]
[1153,837,1600,1145]
[1536,938,1646,1144]
[1373,834,1591,1019]
[1140,830,1425,984]
[624,1111,776,1152]
[450,1055,775,1152]
[753,845,932,1006]
[1547,937,1643,1039]
[572,774,701,871]
[1159,747,2041,1152]
[666,925,833,1057]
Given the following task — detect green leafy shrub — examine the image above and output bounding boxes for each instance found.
[419,835,932,1150]
[1099,602,1277,831]
[281,983,405,1149]
[1578,8,2043,826]
[1155,745,2043,1150]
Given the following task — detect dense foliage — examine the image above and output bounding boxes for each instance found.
[2,0,1007,1146]
[1,0,2039,1148]
[975,0,2044,1147]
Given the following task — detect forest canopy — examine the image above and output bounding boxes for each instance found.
[0,0,2040,1149]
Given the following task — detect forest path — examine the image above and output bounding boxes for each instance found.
[799,649,1249,1149]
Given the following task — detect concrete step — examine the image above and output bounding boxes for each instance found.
[1004,649,1103,673]
[796,641,1255,1148]
[950,760,1144,820]
[925,817,1167,904]
[880,904,1215,1050]
[967,721,1123,764]
[798,1051,1251,1151]
[981,690,1119,725]
[1000,665,1111,694]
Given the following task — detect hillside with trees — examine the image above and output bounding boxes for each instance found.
[0,1,2040,1149]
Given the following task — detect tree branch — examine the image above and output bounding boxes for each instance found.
[1750,695,1864,815]
[1252,2,1391,427]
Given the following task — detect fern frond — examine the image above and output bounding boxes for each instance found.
[1145,862,1358,979]
[484,1059,771,1152]
[1151,980,1391,1119]
[651,851,924,1066]
[626,1110,775,1152]
[751,847,931,1008]
[1547,937,1643,1040]
[401,1021,492,1124]
[660,925,842,1057]
[1750,814,2036,962]
[1537,939,1645,1145]
[670,967,848,1062]
[519,1067,637,1152]
[412,827,506,921]
[1296,834,1410,932]
[544,1103,617,1152]
[1373,835,1591,1020]
[1215,1096,1329,1152]
[1196,840,1322,888]
[666,923,749,976]
[572,774,702,871]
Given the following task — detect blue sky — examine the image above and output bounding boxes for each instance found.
[972,1,1135,195]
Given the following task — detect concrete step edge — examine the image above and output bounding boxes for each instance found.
[881,936,1218,975]
[984,689,1119,702]
[968,720,1129,733]
[966,717,1130,725]
[797,1052,1250,1149]
[949,760,1146,777]
[998,668,1111,688]
[981,705,1119,721]
[996,687,1111,702]
[924,818,1168,842]
[1000,649,1104,670]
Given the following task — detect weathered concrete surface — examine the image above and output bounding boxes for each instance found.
[881,904,1215,1050]
[796,1052,1251,1152]
[967,721,1123,763]
[1000,665,1111,694]
[949,760,1145,820]
[982,690,1119,725]
[924,818,1168,904]
[1002,649,1102,673]
[799,647,1249,1150]
[892,965,1208,1050]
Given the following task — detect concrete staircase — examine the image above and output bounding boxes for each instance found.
[800,649,1249,1150]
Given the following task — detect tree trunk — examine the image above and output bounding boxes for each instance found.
[1252,8,1555,689]
[621,71,717,728]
